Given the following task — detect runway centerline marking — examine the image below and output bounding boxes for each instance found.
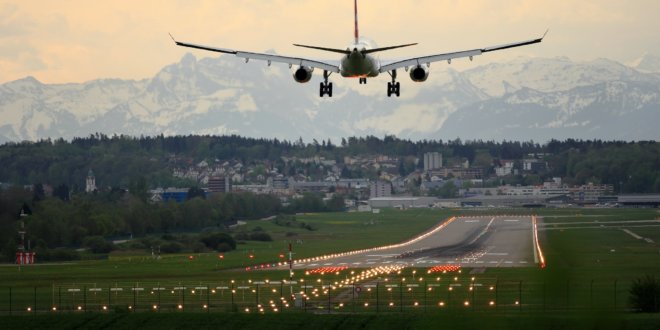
[469,217,495,245]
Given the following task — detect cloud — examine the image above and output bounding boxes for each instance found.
[354,104,452,136]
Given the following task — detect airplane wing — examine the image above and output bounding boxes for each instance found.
[379,32,547,73]
[170,35,340,73]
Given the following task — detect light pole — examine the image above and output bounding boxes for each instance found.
[17,208,28,272]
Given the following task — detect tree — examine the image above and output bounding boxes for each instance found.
[326,194,346,212]
[32,183,45,202]
[53,184,70,201]
[187,186,206,200]
[83,235,115,253]
[430,182,458,198]
[629,275,660,313]
[200,232,236,251]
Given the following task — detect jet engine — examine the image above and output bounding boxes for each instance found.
[293,66,314,83]
[409,65,429,82]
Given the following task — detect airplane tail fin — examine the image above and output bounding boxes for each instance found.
[354,0,359,43]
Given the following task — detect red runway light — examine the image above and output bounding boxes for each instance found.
[308,266,348,274]
[427,265,461,274]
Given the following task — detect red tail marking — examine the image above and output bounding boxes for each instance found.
[354,0,359,43]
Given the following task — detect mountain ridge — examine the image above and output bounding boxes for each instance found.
[1,54,659,143]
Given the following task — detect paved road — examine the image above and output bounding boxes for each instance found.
[285,216,536,270]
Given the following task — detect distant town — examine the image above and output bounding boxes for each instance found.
[143,151,655,210]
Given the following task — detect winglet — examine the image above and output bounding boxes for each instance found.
[168,33,177,44]
[541,29,549,40]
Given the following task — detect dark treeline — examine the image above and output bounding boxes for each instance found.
[0,186,277,261]
[1,134,658,193]
[0,181,346,262]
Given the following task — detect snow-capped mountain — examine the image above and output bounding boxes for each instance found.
[630,53,660,74]
[1,53,659,143]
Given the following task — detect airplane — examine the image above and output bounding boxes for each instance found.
[170,0,546,97]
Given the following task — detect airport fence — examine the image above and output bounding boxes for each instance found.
[0,277,636,315]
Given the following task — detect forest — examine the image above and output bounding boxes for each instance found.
[0,183,344,262]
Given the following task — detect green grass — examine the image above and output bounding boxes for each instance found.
[1,311,659,330]
[0,209,453,287]
[1,208,659,328]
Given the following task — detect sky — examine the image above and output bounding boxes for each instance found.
[1,0,659,84]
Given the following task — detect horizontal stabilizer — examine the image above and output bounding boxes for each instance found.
[362,43,418,54]
[294,42,417,55]
[293,44,351,55]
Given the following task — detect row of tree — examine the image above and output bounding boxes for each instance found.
[0,183,345,262]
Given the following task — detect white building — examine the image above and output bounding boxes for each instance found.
[370,180,392,198]
[423,152,442,172]
[495,161,515,177]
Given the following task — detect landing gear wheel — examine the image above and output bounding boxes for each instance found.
[359,78,367,84]
[319,70,333,97]
[387,82,401,97]
[386,70,400,97]
[320,82,333,97]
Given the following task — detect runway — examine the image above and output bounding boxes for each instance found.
[284,216,536,270]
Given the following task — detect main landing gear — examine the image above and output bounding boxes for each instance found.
[387,70,400,97]
[320,70,333,97]
[359,77,367,84]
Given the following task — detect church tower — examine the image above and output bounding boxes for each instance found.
[86,169,97,193]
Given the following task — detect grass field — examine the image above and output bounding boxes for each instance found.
[1,208,659,328]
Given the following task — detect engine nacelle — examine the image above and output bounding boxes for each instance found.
[409,65,429,82]
[293,66,314,83]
